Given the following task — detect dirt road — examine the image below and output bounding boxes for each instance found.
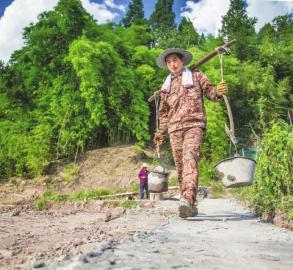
[0,199,177,269]
[44,198,293,270]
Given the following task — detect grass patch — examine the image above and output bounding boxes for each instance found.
[68,188,112,201]
[62,163,79,184]
[108,201,120,207]
[129,181,139,192]
[107,198,138,208]
[287,210,293,221]
[169,176,178,186]
[207,181,227,198]
[35,197,48,211]
[229,186,253,203]
[35,190,67,210]
[231,189,293,222]
[35,188,126,210]
[276,195,293,221]
[121,198,138,208]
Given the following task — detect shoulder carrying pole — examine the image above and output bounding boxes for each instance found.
[189,39,236,71]
[148,39,236,103]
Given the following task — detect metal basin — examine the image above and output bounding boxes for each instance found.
[148,171,169,193]
[214,157,256,188]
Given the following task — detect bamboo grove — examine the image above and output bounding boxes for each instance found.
[0,0,292,219]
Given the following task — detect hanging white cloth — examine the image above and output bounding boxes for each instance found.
[161,67,194,92]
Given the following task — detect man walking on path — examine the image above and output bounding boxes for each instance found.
[153,48,227,218]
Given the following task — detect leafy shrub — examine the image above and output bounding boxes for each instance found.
[0,121,52,178]
[251,120,292,219]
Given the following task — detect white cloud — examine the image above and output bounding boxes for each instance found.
[0,0,57,63]
[0,0,125,62]
[247,0,293,30]
[104,0,126,12]
[81,0,121,23]
[181,0,293,35]
[181,0,230,35]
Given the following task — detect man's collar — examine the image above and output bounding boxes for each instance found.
[171,68,184,78]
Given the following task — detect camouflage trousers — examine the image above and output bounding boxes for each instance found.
[169,127,204,205]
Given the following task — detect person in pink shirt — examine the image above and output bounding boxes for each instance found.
[138,163,149,199]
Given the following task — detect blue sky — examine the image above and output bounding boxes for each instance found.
[0,0,13,17]
[0,0,292,62]
[0,0,188,22]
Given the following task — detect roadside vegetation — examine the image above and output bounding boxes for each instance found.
[232,120,293,221]
[34,188,137,211]
[0,0,292,222]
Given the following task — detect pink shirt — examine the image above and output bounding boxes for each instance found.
[138,168,148,184]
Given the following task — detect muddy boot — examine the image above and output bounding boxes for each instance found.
[178,199,198,218]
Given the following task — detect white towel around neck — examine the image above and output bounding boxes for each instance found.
[161,67,194,93]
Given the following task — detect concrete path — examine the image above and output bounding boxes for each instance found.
[45,199,293,270]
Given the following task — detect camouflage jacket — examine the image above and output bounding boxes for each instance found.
[158,71,219,135]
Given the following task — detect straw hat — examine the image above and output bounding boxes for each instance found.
[156,48,192,69]
[142,163,148,168]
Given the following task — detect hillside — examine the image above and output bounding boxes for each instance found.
[0,145,175,204]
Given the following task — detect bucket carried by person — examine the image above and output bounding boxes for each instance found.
[148,166,169,193]
[214,156,256,188]
[214,51,256,188]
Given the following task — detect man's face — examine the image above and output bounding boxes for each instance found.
[165,53,184,74]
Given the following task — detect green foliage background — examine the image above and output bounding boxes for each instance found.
[252,120,293,219]
[0,0,292,219]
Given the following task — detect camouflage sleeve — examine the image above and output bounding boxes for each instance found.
[158,94,169,135]
[196,72,220,101]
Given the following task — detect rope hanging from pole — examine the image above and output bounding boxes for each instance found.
[219,53,224,82]
[154,94,161,159]
[217,52,237,147]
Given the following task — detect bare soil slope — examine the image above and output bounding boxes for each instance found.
[74,145,155,191]
[0,145,177,269]
[0,145,173,203]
